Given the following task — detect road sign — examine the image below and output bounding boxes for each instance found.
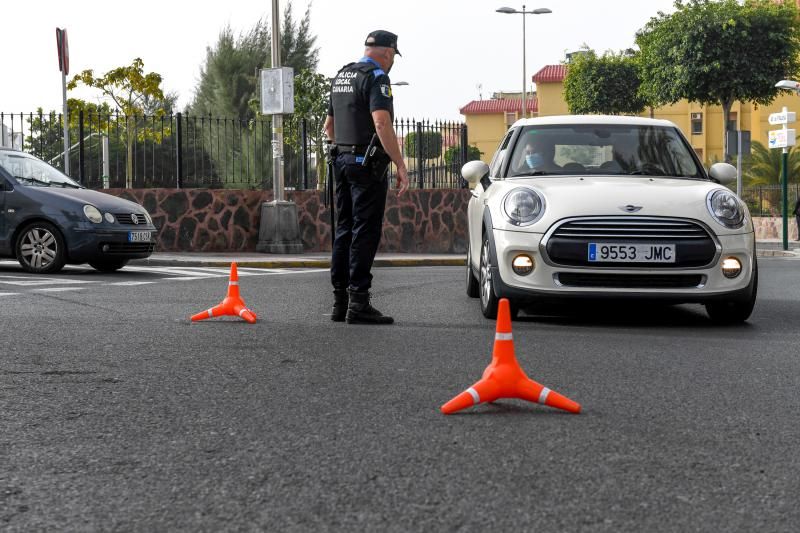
[768,128,796,149]
[768,111,796,125]
[726,130,751,156]
[55,28,69,75]
[260,67,294,115]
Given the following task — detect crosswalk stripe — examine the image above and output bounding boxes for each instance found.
[35,287,86,292]
[0,292,20,297]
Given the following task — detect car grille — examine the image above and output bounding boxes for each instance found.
[556,273,704,289]
[100,242,156,255]
[114,213,146,225]
[544,217,717,268]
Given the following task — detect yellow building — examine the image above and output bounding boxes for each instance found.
[460,63,800,164]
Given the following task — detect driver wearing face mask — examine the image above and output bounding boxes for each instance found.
[522,135,560,173]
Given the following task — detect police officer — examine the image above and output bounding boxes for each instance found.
[324,30,410,325]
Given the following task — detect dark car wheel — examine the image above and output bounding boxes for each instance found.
[479,236,499,318]
[466,244,479,298]
[705,259,758,324]
[16,221,67,274]
[89,259,129,272]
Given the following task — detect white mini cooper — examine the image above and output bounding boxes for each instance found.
[463,116,756,324]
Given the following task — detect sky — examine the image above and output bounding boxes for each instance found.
[1,0,679,122]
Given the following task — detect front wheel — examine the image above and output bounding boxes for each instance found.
[705,260,758,324]
[16,221,67,274]
[479,236,499,318]
[89,259,129,272]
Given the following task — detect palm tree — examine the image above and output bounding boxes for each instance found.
[745,140,800,186]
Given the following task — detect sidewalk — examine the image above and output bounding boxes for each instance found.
[130,240,798,268]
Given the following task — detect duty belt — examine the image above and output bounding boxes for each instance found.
[335,144,368,154]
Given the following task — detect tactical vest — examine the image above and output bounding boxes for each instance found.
[330,61,382,146]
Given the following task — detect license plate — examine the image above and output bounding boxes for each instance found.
[128,231,152,242]
[588,243,676,263]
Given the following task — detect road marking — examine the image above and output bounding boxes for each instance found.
[0,292,20,297]
[0,275,97,286]
[109,281,157,286]
[34,287,87,292]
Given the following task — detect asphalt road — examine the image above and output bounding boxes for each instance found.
[2,259,800,532]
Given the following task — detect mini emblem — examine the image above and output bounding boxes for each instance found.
[131,213,139,224]
[619,205,643,213]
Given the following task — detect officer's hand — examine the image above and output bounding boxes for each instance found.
[395,166,409,195]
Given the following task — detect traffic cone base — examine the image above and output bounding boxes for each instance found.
[441,298,580,415]
[190,262,257,324]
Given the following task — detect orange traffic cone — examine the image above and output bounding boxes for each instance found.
[441,298,580,414]
[190,262,257,324]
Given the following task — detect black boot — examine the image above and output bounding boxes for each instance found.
[346,289,394,325]
[330,288,349,322]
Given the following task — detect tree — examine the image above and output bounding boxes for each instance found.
[444,144,482,166]
[563,49,648,115]
[191,3,318,121]
[405,131,443,159]
[745,140,800,186]
[636,0,800,162]
[189,2,319,187]
[68,58,171,187]
[282,69,329,188]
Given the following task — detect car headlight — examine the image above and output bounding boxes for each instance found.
[707,189,744,228]
[83,205,103,224]
[502,187,545,226]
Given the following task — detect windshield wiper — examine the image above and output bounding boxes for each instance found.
[14,175,80,188]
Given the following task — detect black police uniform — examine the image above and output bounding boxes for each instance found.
[327,56,394,293]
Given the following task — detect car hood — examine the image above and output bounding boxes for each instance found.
[490,176,752,234]
[21,187,147,213]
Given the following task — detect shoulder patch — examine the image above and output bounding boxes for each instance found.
[372,68,385,77]
[380,84,392,98]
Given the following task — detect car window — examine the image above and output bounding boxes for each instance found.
[508,124,704,179]
[0,152,81,188]
[489,128,516,178]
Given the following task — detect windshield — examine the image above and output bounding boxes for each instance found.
[0,151,81,188]
[508,124,705,179]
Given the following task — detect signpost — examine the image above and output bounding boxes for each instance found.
[768,107,795,251]
[56,28,70,175]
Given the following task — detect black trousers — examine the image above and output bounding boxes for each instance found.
[331,153,389,291]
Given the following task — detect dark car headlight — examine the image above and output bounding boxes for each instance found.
[707,189,744,229]
[502,187,545,226]
[83,205,103,224]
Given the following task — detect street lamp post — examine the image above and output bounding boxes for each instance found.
[496,6,552,119]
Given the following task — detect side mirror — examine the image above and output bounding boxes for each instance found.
[461,160,489,186]
[708,162,737,185]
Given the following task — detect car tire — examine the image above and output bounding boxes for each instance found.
[705,259,758,324]
[89,259,129,272]
[16,221,67,274]
[466,244,480,298]
[479,235,500,319]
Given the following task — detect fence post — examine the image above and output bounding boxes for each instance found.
[301,118,308,190]
[416,121,424,189]
[460,125,469,188]
[78,109,85,185]
[176,112,183,189]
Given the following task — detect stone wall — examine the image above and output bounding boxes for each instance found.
[108,188,470,253]
[105,188,796,252]
[752,216,799,241]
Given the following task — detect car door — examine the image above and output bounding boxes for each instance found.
[0,175,9,254]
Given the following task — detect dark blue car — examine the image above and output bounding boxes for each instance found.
[0,148,156,273]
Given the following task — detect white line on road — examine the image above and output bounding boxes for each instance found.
[34,287,87,292]
[0,292,20,297]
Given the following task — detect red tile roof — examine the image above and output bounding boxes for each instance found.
[459,97,538,115]
[532,64,567,83]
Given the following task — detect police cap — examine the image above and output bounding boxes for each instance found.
[364,30,401,56]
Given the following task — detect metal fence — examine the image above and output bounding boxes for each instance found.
[740,184,800,217]
[0,112,470,190]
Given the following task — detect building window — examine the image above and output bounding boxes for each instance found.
[727,112,737,133]
[505,112,517,127]
[691,113,703,135]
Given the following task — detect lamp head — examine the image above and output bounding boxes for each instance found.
[775,79,800,91]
